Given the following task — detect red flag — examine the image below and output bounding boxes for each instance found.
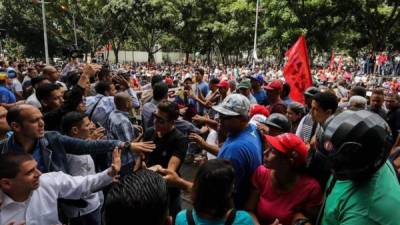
[283,35,313,104]
[329,49,335,71]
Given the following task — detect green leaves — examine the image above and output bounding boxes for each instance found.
[0,0,399,61]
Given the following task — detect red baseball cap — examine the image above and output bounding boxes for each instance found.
[264,133,308,166]
[249,104,270,117]
[164,77,173,85]
[217,80,229,89]
[264,79,283,91]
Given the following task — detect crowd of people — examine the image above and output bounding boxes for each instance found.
[0,54,399,225]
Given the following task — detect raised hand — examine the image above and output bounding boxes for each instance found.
[189,133,206,146]
[108,147,122,181]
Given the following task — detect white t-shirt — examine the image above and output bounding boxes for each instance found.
[205,129,218,160]
[10,78,22,93]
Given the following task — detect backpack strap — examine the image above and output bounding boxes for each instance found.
[89,96,104,120]
[186,209,196,225]
[224,209,237,225]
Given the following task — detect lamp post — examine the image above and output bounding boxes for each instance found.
[41,0,49,64]
[33,0,50,64]
[252,0,260,71]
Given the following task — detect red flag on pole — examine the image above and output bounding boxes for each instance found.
[283,35,313,104]
[329,49,335,71]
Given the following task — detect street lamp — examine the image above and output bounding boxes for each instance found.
[33,0,49,64]
[252,0,260,71]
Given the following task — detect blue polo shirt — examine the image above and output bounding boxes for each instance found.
[0,86,16,104]
[8,135,46,172]
[217,124,262,209]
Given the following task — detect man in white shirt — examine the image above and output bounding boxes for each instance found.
[0,149,121,225]
[60,112,104,225]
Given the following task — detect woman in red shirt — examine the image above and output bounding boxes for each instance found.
[246,133,323,225]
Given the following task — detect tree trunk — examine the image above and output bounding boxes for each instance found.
[148,51,155,64]
[106,49,109,62]
[207,50,211,65]
[113,47,119,64]
[185,51,190,65]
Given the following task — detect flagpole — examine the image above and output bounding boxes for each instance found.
[252,0,260,71]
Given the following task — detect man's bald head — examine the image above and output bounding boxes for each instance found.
[6,104,44,138]
[42,66,59,83]
[6,104,40,125]
[114,93,132,111]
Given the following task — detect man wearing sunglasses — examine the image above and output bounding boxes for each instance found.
[212,94,263,209]
[143,100,188,217]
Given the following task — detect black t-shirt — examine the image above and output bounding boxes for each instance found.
[143,127,188,207]
[143,127,187,169]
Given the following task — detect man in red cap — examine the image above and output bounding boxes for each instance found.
[215,80,230,104]
[263,79,287,114]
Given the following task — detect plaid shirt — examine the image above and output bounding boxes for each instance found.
[106,110,135,166]
[85,88,140,127]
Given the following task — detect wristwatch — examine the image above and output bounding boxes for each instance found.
[294,218,310,225]
[122,141,131,151]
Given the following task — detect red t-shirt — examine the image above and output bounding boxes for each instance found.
[251,166,323,225]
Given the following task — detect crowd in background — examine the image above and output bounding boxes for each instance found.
[0,52,399,225]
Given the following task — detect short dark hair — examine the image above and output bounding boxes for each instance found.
[104,169,168,225]
[36,83,60,102]
[350,86,366,97]
[31,76,49,89]
[97,67,111,81]
[63,90,84,112]
[195,68,205,76]
[66,70,82,89]
[281,83,291,98]
[209,78,220,85]
[157,100,179,121]
[95,81,113,95]
[151,75,164,88]
[153,82,168,101]
[61,112,87,135]
[288,102,306,115]
[192,159,235,218]
[6,105,29,126]
[0,152,33,179]
[313,92,338,113]
[372,88,384,96]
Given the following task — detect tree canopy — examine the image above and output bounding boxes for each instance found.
[0,0,399,63]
